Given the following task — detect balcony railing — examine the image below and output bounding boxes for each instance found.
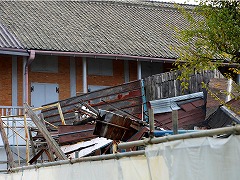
[0,106,24,117]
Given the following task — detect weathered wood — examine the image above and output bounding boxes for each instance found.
[144,70,224,101]
[29,148,54,165]
[23,114,30,165]
[24,103,67,160]
[148,108,154,138]
[0,117,15,168]
[172,110,178,135]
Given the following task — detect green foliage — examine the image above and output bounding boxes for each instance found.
[174,0,240,84]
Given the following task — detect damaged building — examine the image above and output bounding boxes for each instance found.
[0,1,239,177]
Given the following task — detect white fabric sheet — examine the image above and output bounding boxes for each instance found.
[1,135,240,180]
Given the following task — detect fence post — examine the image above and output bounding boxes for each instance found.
[172,110,178,135]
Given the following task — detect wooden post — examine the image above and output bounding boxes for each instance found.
[24,103,67,160]
[148,108,154,138]
[0,117,15,168]
[112,141,117,154]
[24,113,30,165]
[172,110,178,135]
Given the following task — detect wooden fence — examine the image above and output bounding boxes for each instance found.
[144,69,224,101]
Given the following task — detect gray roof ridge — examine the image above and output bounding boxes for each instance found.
[72,0,196,11]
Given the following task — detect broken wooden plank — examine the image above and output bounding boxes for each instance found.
[29,148,54,164]
[24,103,67,160]
[0,117,15,168]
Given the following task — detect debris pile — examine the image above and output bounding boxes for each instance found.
[26,101,148,164]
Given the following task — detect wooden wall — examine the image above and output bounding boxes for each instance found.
[144,70,224,101]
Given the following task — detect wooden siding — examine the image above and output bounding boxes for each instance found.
[144,70,224,101]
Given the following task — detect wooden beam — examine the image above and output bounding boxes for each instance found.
[24,114,30,165]
[24,103,67,160]
[172,110,178,135]
[148,108,155,138]
[0,117,15,168]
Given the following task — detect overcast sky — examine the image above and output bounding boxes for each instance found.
[159,0,199,5]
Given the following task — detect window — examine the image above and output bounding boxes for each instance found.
[88,58,113,76]
[31,55,58,73]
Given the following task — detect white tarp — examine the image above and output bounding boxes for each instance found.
[1,135,240,180]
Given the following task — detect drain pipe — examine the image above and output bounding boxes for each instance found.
[23,50,35,104]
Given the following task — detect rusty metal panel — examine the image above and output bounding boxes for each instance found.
[154,107,205,130]
[191,99,204,107]
[42,80,145,126]
[180,103,196,112]
[58,124,97,144]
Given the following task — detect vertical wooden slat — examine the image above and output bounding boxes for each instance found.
[0,117,15,168]
[24,113,29,165]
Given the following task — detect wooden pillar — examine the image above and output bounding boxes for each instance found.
[124,60,129,83]
[23,57,27,104]
[82,57,87,93]
[137,61,141,80]
[12,56,18,107]
[70,57,76,97]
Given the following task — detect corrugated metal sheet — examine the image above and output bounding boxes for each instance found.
[154,107,206,130]
[0,1,192,58]
[150,92,204,114]
[0,23,23,48]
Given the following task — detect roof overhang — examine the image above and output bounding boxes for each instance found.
[34,50,177,63]
[0,48,29,56]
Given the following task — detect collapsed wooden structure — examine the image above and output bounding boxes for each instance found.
[1,69,239,170]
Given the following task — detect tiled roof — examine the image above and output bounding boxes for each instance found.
[0,1,194,58]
